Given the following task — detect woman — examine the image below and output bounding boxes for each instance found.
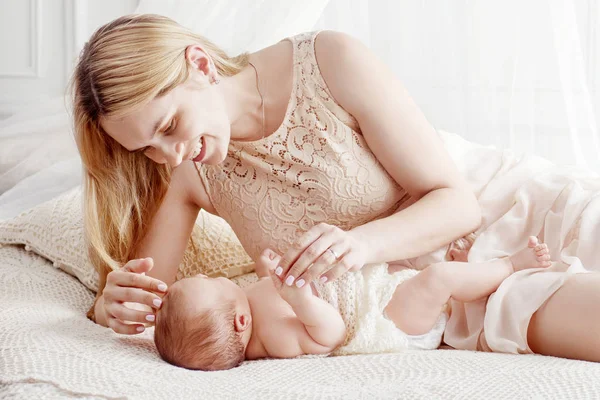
[72,14,600,362]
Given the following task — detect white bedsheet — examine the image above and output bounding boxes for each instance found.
[1,244,600,399]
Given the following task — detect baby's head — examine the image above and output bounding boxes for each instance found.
[154,275,252,371]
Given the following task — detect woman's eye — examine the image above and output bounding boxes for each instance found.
[165,119,176,134]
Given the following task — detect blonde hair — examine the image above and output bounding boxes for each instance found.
[69,14,249,313]
[154,283,246,371]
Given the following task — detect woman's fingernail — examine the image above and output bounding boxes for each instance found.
[157,283,167,292]
[285,276,295,286]
[275,267,283,276]
[146,314,155,322]
[319,276,328,284]
[153,299,162,308]
[136,326,145,332]
[295,279,305,288]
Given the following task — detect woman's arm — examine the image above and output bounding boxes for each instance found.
[92,161,204,333]
[317,30,481,262]
[277,31,481,286]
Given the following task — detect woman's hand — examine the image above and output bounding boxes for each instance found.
[275,223,370,288]
[262,249,313,303]
[102,257,168,335]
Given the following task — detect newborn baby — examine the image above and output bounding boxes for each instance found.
[154,236,551,370]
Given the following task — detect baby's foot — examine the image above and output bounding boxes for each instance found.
[255,248,282,278]
[508,236,552,272]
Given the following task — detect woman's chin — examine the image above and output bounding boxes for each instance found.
[207,150,228,165]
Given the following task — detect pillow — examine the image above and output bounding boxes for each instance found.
[0,186,254,292]
[0,97,80,195]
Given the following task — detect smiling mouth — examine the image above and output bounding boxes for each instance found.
[189,137,204,161]
[191,137,206,162]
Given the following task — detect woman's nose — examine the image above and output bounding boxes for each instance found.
[161,142,185,168]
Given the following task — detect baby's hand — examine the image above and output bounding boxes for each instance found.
[260,249,313,303]
[255,247,282,278]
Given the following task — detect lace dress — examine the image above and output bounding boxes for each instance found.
[194,30,410,262]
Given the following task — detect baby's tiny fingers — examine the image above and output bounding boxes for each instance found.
[260,249,281,270]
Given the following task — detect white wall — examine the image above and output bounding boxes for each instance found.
[1,0,599,171]
[0,0,138,119]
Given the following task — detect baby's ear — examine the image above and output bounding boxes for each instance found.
[234,313,251,332]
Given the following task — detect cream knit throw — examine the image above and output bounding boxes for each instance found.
[2,244,600,399]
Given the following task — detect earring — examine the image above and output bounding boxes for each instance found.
[212,77,220,85]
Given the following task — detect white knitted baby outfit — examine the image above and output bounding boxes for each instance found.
[313,263,448,356]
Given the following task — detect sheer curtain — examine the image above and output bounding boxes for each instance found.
[316,0,600,173]
[138,0,600,173]
[2,0,597,218]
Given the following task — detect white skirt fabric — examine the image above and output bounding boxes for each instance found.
[411,130,600,354]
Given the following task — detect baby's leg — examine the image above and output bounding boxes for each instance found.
[384,236,551,336]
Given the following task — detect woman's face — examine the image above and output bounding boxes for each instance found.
[101,76,231,168]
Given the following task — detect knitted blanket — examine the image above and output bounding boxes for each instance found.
[1,244,600,399]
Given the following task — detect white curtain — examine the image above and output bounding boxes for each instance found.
[3,0,600,219]
[137,0,600,173]
[322,0,600,173]
[134,0,331,54]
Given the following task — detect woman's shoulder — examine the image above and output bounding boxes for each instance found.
[253,30,351,64]
[251,30,362,134]
[260,30,365,100]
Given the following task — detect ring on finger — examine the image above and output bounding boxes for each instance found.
[327,248,339,259]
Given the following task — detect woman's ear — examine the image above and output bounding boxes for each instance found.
[185,45,216,82]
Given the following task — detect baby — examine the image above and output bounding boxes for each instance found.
[154,236,551,370]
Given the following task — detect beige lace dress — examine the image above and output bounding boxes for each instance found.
[194,30,410,263]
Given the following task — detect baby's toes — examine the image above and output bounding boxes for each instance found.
[535,250,551,267]
[528,236,539,248]
[536,249,549,258]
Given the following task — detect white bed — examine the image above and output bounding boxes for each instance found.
[2,98,600,400]
[3,245,600,399]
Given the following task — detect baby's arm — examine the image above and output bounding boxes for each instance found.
[252,261,270,278]
[270,271,347,351]
[385,236,551,335]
